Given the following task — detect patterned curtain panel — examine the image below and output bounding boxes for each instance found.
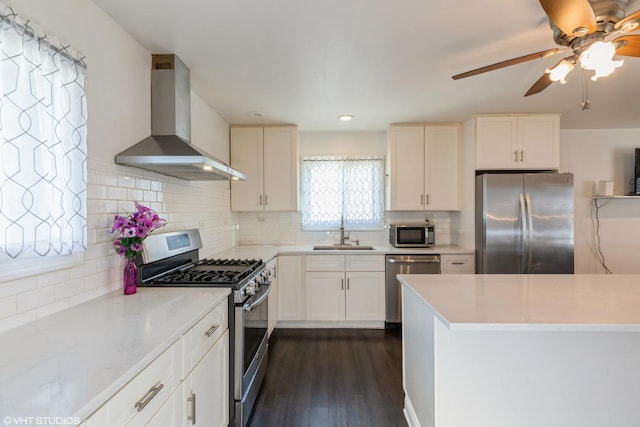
[301,156,385,229]
[0,4,88,259]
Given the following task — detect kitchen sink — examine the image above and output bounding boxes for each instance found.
[313,245,375,250]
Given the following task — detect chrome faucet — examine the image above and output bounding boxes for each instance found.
[339,215,350,245]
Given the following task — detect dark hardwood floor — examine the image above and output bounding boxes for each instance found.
[248,328,407,427]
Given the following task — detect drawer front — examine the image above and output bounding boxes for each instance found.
[183,301,228,377]
[107,339,181,427]
[305,255,345,271]
[345,255,385,272]
[441,254,475,274]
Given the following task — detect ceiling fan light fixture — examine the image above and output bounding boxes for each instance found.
[579,41,623,81]
[546,59,574,84]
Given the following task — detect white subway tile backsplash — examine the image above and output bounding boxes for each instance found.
[17,287,55,313]
[36,299,71,319]
[0,157,237,331]
[54,278,85,300]
[0,296,17,320]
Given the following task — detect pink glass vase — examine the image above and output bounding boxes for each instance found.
[123,257,138,295]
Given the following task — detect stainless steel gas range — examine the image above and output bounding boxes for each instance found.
[139,229,271,427]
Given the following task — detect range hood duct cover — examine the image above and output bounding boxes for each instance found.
[115,54,246,181]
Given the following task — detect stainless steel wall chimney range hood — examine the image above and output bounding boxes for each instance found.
[115,54,246,181]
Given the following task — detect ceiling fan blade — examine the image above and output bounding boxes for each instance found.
[614,9,640,31]
[539,0,597,36]
[614,35,640,56]
[452,48,560,80]
[524,72,554,97]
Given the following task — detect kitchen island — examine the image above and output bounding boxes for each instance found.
[400,274,640,427]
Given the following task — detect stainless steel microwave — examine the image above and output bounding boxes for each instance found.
[389,223,435,247]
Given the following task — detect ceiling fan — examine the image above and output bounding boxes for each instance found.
[452,0,640,96]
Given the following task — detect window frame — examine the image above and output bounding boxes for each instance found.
[300,155,386,231]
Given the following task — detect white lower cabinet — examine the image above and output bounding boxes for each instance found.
[305,255,385,322]
[181,330,229,427]
[277,255,305,321]
[146,383,184,427]
[84,299,229,427]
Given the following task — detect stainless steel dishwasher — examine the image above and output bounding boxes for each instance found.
[385,254,441,325]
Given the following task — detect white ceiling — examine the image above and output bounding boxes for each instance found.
[90,0,640,131]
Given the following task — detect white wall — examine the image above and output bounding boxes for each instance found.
[0,0,237,332]
[237,130,453,246]
[560,129,640,274]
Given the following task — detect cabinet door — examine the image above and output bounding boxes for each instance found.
[388,125,426,210]
[475,116,518,169]
[145,384,183,427]
[231,127,264,211]
[277,256,305,321]
[517,115,559,169]
[263,127,298,211]
[267,258,278,337]
[305,272,345,321]
[182,331,229,427]
[425,125,461,210]
[345,272,385,321]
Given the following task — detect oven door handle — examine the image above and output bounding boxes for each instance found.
[243,283,271,312]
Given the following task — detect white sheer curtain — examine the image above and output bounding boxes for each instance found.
[301,156,385,230]
[0,3,87,259]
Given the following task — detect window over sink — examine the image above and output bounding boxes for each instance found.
[301,156,384,230]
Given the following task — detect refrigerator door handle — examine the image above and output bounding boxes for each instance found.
[525,192,534,273]
[519,192,527,274]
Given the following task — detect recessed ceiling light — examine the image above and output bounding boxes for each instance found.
[338,114,354,121]
[248,111,263,118]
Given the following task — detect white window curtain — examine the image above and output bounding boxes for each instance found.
[301,156,385,230]
[0,3,88,259]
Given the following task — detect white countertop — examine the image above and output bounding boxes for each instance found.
[212,244,472,261]
[399,274,640,331]
[0,287,230,423]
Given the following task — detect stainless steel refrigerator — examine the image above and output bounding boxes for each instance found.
[475,172,574,274]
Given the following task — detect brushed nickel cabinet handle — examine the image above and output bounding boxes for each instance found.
[420,194,424,205]
[134,383,164,412]
[514,150,518,162]
[187,392,196,425]
[347,278,350,290]
[205,324,220,338]
[426,194,429,205]
[451,262,465,265]
[259,195,263,205]
[265,194,268,206]
[341,278,344,290]
[520,150,524,162]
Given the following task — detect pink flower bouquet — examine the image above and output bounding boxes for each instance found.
[111,202,165,258]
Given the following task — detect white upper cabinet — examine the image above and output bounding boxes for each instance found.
[475,115,560,170]
[387,124,461,211]
[231,126,299,211]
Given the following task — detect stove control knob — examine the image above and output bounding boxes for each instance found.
[246,282,256,296]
